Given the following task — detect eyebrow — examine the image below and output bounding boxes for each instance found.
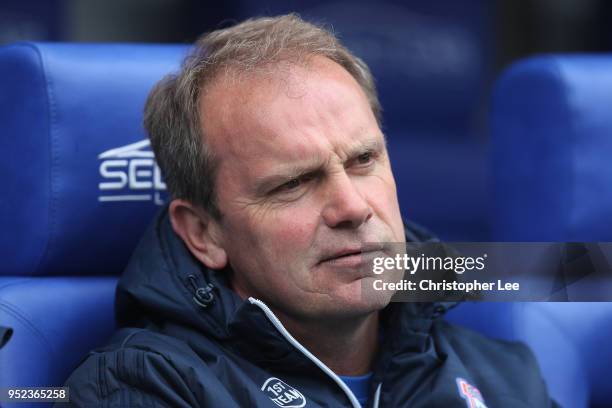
[252,158,326,196]
[251,136,386,196]
[349,138,385,158]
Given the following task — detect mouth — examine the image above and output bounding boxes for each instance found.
[317,244,385,268]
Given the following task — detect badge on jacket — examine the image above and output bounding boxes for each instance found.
[456,377,488,408]
[261,377,307,407]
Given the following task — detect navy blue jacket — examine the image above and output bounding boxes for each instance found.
[63,208,557,407]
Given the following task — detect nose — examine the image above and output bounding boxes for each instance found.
[321,172,373,229]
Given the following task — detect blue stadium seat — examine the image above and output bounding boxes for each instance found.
[492,55,612,242]
[448,55,612,408]
[3,41,611,408]
[0,43,186,406]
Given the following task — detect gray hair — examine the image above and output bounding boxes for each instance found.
[144,13,382,218]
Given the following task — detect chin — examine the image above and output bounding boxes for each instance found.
[328,279,394,315]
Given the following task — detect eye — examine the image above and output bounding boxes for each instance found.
[280,178,301,191]
[354,151,376,167]
[271,173,318,196]
[357,152,373,165]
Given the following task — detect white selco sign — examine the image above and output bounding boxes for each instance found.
[98,139,166,205]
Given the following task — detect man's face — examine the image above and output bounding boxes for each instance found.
[201,56,405,321]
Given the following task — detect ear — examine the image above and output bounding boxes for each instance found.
[168,199,228,270]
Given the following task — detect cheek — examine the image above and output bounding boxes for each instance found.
[362,172,405,239]
[263,209,319,254]
[231,204,320,261]
[370,185,400,219]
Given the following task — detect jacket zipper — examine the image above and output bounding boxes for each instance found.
[372,383,381,408]
[248,297,362,408]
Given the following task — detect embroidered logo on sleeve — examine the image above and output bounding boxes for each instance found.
[456,377,488,408]
[261,377,307,407]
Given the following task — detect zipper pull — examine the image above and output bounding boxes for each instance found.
[188,274,215,308]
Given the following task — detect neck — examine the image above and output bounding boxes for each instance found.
[274,309,380,376]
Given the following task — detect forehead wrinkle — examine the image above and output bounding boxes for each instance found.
[297,69,378,154]
[208,58,376,155]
